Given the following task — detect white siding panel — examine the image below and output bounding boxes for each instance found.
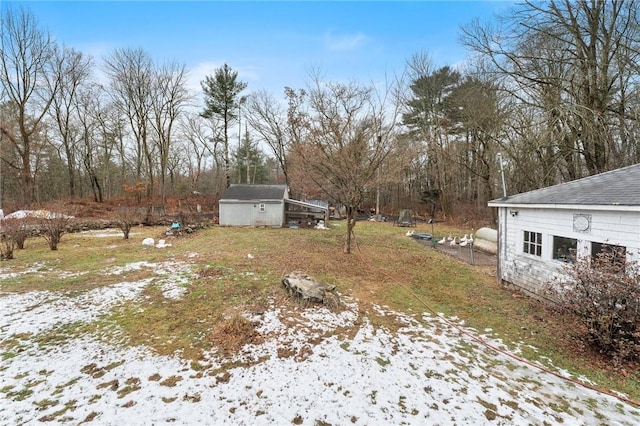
[498,206,640,297]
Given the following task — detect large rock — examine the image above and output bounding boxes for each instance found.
[282,271,339,307]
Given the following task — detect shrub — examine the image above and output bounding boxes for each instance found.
[115,206,143,239]
[40,210,74,251]
[1,220,16,260]
[1,218,29,260]
[546,248,640,363]
[13,223,28,249]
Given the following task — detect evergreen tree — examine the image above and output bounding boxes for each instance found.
[200,63,247,188]
[232,131,269,184]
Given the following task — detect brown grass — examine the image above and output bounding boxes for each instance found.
[2,220,639,401]
[208,314,263,356]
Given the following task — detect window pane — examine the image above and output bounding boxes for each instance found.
[553,236,577,262]
[591,242,626,271]
[523,231,542,257]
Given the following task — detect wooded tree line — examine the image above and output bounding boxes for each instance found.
[1,1,639,223]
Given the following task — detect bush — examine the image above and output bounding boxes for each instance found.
[546,249,640,363]
[40,210,74,251]
[115,206,143,239]
[0,218,29,260]
[1,220,16,260]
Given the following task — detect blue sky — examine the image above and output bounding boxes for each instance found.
[6,1,514,96]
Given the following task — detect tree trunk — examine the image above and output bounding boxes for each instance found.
[344,206,356,254]
[224,127,231,188]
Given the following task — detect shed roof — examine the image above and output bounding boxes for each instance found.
[489,163,640,207]
[220,184,287,201]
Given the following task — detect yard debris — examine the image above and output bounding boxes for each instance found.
[282,271,340,308]
[164,221,194,237]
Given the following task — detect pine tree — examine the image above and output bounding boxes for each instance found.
[200,63,247,188]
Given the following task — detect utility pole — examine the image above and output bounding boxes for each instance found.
[497,152,507,198]
[375,135,381,215]
[238,96,247,183]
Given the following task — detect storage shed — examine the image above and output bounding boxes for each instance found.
[219,184,328,227]
[488,164,640,299]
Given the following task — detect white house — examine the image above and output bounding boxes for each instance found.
[219,184,328,227]
[488,164,640,299]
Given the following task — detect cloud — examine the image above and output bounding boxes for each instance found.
[187,61,220,93]
[323,31,369,51]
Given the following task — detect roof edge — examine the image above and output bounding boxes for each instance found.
[487,202,640,212]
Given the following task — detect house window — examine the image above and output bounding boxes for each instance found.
[591,242,626,271]
[523,231,542,256]
[553,236,577,263]
[259,203,266,213]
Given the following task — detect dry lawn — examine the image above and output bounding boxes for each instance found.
[1,220,639,404]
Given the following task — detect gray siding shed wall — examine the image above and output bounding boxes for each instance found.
[219,200,284,227]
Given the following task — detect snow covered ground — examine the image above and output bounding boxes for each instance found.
[1,257,639,425]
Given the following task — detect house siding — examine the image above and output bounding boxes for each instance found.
[219,200,284,227]
[498,206,640,298]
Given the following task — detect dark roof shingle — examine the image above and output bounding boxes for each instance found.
[490,163,640,206]
[220,184,287,201]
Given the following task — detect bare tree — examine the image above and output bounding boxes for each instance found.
[0,101,22,208]
[104,48,155,199]
[447,74,506,209]
[245,90,291,185]
[180,113,212,192]
[0,6,59,205]
[49,47,93,198]
[74,84,104,202]
[461,0,640,178]
[150,60,189,204]
[166,141,186,192]
[93,97,129,200]
[288,75,408,253]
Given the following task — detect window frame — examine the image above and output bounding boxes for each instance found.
[523,231,542,257]
[258,203,266,213]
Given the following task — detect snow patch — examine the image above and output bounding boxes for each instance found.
[1,263,639,425]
